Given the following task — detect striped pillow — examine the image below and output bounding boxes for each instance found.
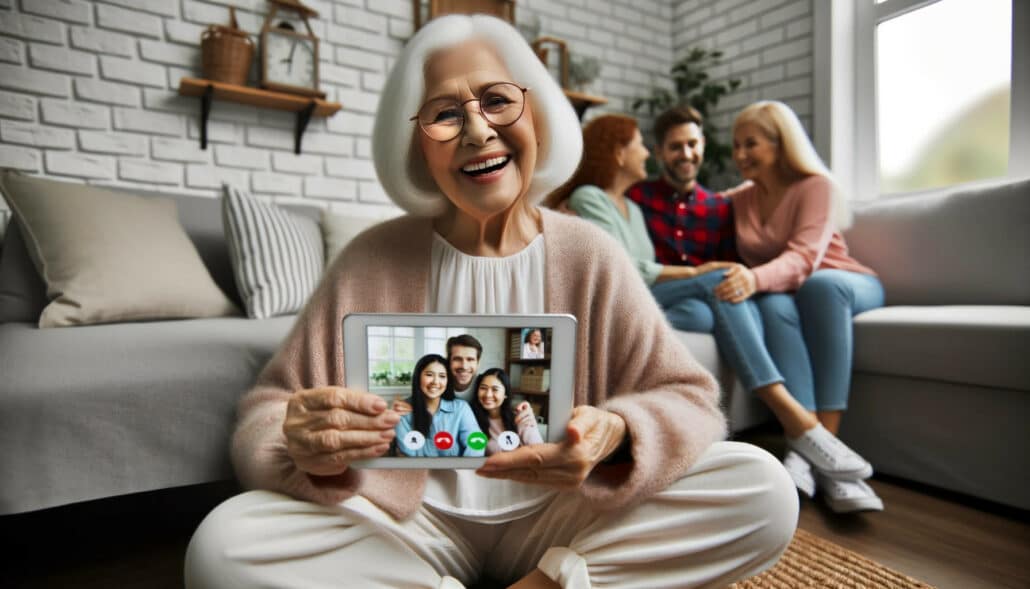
[222,184,324,319]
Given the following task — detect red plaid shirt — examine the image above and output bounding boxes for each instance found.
[627,177,737,266]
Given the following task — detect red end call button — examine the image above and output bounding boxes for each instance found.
[433,431,454,450]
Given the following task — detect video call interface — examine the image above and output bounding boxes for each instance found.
[366,325,552,458]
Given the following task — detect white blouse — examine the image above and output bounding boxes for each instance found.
[422,231,555,522]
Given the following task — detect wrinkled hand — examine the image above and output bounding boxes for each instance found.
[476,406,627,489]
[283,387,398,476]
[714,263,757,303]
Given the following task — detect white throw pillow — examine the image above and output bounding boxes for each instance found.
[222,184,324,319]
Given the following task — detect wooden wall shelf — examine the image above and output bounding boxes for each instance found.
[178,77,342,154]
[564,89,606,120]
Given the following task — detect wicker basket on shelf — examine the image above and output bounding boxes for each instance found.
[201,7,253,86]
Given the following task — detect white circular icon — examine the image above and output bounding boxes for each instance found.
[403,431,426,452]
[497,431,521,451]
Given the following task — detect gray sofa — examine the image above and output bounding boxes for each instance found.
[690,176,1030,510]
[1,176,1026,516]
[0,191,307,515]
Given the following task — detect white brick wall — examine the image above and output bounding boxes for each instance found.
[674,0,815,187]
[0,1,813,216]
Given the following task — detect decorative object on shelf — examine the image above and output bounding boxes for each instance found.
[531,36,569,88]
[260,0,323,98]
[632,47,742,185]
[568,55,600,92]
[413,0,515,30]
[530,36,606,120]
[178,77,341,154]
[201,7,254,86]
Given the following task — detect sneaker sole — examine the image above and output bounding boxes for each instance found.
[824,494,884,514]
[813,462,874,481]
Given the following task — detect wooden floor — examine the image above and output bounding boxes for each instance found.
[3,443,1028,589]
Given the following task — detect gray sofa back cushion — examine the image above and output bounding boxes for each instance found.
[0,181,322,322]
[845,176,1030,306]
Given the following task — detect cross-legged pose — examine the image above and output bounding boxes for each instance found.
[184,16,796,589]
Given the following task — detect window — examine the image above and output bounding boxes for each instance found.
[876,0,1011,193]
[368,326,415,388]
[367,326,469,388]
[813,0,1027,199]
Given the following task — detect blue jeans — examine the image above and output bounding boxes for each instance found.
[756,270,884,411]
[651,270,784,392]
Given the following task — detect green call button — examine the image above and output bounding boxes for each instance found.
[467,431,488,451]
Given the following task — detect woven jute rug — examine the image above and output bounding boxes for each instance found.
[729,528,936,588]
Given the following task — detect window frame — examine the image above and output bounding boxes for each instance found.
[813,0,1028,201]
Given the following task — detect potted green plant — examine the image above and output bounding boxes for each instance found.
[633,47,742,186]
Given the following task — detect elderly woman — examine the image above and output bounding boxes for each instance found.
[718,101,886,513]
[184,16,795,589]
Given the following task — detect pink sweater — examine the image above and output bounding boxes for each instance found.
[231,208,726,520]
[725,175,875,292]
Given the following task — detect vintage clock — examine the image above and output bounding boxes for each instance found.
[260,0,324,97]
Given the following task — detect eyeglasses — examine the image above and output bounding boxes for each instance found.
[410,82,529,142]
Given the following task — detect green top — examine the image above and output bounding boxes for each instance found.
[568,184,662,285]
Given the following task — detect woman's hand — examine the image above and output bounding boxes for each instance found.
[714,263,757,303]
[283,387,398,476]
[514,401,537,429]
[475,406,627,489]
[392,399,413,416]
[695,261,736,275]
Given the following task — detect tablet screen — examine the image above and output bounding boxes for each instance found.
[363,324,554,458]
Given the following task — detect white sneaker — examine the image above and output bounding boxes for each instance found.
[786,423,873,480]
[816,473,885,513]
[782,450,816,499]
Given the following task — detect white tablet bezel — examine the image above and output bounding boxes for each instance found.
[343,313,577,469]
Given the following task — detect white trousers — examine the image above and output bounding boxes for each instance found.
[185,441,797,589]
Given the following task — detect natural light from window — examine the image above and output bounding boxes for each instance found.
[876,0,1011,194]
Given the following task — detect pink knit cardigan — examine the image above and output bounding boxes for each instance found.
[231,208,726,520]
[726,175,876,292]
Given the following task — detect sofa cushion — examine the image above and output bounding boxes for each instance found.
[853,305,1030,391]
[322,209,385,264]
[0,316,295,514]
[845,176,1030,306]
[0,221,46,323]
[223,184,325,319]
[0,171,239,327]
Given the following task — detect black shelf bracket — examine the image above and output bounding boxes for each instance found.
[294,101,317,154]
[199,84,213,150]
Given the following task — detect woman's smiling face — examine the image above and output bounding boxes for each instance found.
[419,361,448,400]
[477,374,507,411]
[732,122,780,182]
[417,40,538,221]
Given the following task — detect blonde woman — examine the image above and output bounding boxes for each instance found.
[719,100,886,513]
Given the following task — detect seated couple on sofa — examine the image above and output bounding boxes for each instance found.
[546,104,885,514]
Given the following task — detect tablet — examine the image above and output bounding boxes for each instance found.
[343,313,577,468]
